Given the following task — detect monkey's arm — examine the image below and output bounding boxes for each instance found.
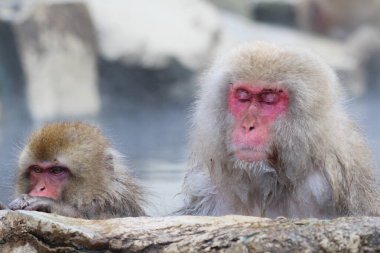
[8,194,82,218]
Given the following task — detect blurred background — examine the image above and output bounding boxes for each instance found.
[0,0,379,216]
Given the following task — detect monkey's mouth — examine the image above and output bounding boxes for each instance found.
[234,146,267,162]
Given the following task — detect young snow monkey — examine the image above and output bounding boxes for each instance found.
[8,122,146,219]
[180,42,380,218]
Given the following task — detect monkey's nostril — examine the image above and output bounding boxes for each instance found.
[40,186,46,191]
[242,126,255,133]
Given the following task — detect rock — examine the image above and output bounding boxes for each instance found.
[98,57,195,107]
[344,27,380,91]
[208,0,251,17]
[250,0,298,28]
[295,0,380,90]
[0,210,379,252]
[0,1,100,121]
[0,13,29,123]
[85,0,221,71]
[80,0,223,106]
[296,0,380,39]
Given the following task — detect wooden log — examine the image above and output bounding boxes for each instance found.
[0,210,379,252]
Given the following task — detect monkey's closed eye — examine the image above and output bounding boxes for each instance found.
[259,91,280,105]
[235,88,252,102]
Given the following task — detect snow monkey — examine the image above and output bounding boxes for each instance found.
[8,122,146,219]
[180,42,380,218]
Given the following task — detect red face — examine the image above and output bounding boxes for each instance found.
[228,82,289,162]
[28,162,70,199]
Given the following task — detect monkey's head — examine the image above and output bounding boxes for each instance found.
[192,42,343,173]
[16,122,116,202]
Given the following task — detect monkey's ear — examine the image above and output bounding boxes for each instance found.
[105,147,128,172]
[104,148,116,171]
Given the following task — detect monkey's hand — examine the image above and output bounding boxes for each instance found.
[8,194,82,218]
[8,194,54,213]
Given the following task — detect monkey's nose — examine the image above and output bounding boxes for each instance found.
[241,117,256,133]
[242,125,255,133]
